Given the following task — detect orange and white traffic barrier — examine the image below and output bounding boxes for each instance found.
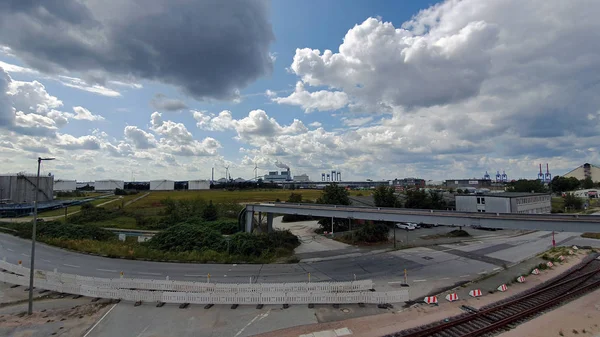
[497,284,508,292]
[568,250,574,255]
[558,255,565,261]
[445,293,459,302]
[531,268,540,275]
[424,296,438,304]
[469,289,483,298]
[18,260,22,266]
[546,261,554,268]
[516,276,525,283]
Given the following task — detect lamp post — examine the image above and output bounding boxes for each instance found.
[28,157,54,315]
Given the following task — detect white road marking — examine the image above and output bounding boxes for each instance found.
[63,264,80,268]
[493,267,503,271]
[234,311,270,337]
[441,277,450,280]
[387,281,404,284]
[97,268,118,273]
[413,279,427,282]
[184,274,208,277]
[136,272,161,276]
[460,275,470,278]
[21,253,29,257]
[42,259,52,263]
[83,303,118,337]
[478,271,488,275]
[6,248,14,252]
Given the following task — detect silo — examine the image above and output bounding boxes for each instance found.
[0,173,54,203]
[53,179,77,192]
[188,180,210,190]
[95,180,125,191]
[150,180,175,191]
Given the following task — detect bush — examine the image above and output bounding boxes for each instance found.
[69,205,122,224]
[114,188,139,196]
[9,221,113,241]
[203,220,240,235]
[147,224,226,252]
[281,214,313,222]
[353,223,389,243]
[202,200,218,221]
[447,229,470,237]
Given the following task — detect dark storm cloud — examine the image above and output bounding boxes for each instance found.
[151,94,188,112]
[0,0,275,100]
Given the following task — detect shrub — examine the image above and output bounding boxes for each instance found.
[447,229,470,237]
[202,200,218,221]
[147,224,226,252]
[9,221,113,241]
[281,214,313,222]
[68,205,122,224]
[353,223,389,243]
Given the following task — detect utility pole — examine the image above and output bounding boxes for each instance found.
[28,157,54,315]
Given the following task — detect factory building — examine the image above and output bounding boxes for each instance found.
[264,169,292,183]
[150,180,175,191]
[445,179,493,189]
[294,174,310,182]
[188,180,210,190]
[390,178,425,189]
[563,163,600,182]
[95,180,124,191]
[456,192,551,214]
[53,179,76,192]
[0,173,54,204]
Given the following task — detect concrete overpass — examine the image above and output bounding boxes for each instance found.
[244,203,600,233]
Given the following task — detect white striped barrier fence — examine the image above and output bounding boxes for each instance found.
[497,284,508,292]
[572,245,579,250]
[558,255,565,261]
[0,260,373,294]
[546,261,554,268]
[531,268,540,275]
[445,293,458,302]
[568,250,574,255]
[468,289,483,297]
[423,296,438,304]
[0,271,409,305]
[516,276,525,283]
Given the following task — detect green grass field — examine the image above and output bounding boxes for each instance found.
[127,189,365,209]
[37,196,120,217]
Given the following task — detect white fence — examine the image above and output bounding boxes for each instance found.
[0,269,408,305]
[0,261,373,293]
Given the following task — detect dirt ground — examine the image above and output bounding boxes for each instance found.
[498,288,600,337]
[254,252,591,337]
[0,298,113,337]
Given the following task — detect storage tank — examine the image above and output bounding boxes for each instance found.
[188,180,210,190]
[150,180,175,191]
[0,173,54,203]
[95,179,124,191]
[53,179,76,192]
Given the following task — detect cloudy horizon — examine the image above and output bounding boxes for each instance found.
[1,0,599,182]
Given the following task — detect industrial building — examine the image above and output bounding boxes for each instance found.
[264,169,292,183]
[293,174,310,182]
[0,173,54,204]
[455,192,551,214]
[188,180,210,190]
[445,179,493,189]
[53,179,76,192]
[390,178,425,189]
[563,163,600,182]
[94,180,124,191]
[150,180,175,191]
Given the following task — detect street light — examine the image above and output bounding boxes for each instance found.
[28,157,55,315]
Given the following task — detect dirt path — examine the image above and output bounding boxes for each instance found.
[254,253,588,337]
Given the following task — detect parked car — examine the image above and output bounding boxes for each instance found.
[408,222,421,229]
[395,223,415,230]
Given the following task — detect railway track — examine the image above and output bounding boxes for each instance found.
[386,254,600,337]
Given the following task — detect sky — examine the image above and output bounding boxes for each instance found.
[0,0,599,182]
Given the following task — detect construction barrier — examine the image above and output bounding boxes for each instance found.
[497,284,508,292]
[531,268,540,275]
[572,246,579,250]
[445,293,458,302]
[568,250,574,255]
[0,260,373,294]
[546,261,554,268]
[423,296,438,304]
[558,255,565,261]
[0,270,409,305]
[468,289,483,297]
[516,276,525,283]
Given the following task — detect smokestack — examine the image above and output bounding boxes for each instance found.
[211,167,214,182]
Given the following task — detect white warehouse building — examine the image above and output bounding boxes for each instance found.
[188,180,210,190]
[95,180,124,191]
[456,192,551,214]
[53,179,76,192]
[150,180,175,191]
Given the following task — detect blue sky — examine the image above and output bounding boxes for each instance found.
[0,0,599,182]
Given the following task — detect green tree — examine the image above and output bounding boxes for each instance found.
[202,200,218,221]
[507,179,546,193]
[582,177,594,189]
[448,188,454,194]
[316,183,350,205]
[563,193,583,210]
[373,185,401,207]
[456,188,463,194]
[550,176,581,193]
[287,193,303,203]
